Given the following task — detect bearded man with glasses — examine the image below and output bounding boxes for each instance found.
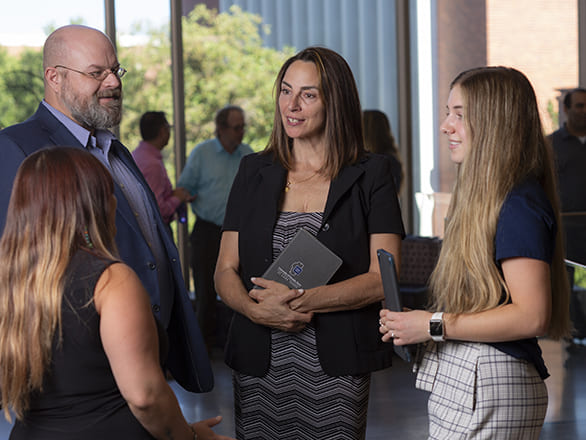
[0,25,212,396]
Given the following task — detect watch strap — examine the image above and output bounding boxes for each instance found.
[429,312,445,342]
[431,312,443,321]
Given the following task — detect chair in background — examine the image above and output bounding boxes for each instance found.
[398,235,442,310]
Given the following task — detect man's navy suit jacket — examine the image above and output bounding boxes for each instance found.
[0,104,212,392]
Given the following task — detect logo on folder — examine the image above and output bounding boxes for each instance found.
[289,261,304,277]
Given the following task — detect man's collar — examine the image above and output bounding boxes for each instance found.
[214,137,231,153]
[95,130,117,154]
[138,140,163,158]
[562,122,586,140]
[214,137,243,154]
[42,100,91,148]
[41,100,120,153]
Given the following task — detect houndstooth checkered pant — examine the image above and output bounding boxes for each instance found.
[415,341,548,439]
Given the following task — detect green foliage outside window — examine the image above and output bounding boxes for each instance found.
[547,99,559,131]
[0,47,44,129]
[574,266,586,289]
[0,5,294,182]
[118,4,294,179]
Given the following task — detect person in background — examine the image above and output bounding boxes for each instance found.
[549,87,586,263]
[548,88,586,340]
[0,147,233,440]
[362,109,404,193]
[215,46,404,439]
[132,111,194,234]
[549,87,586,217]
[0,25,211,392]
[178,105,253,352]
[380,67,571,439]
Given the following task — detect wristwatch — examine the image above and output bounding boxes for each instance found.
[429,312,445,342]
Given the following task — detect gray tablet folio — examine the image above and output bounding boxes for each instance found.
[261,228,342,289]
[377,248,412,363]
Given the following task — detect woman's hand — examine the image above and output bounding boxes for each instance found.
[379,309,433,345]
[248,277,313,332]
[191,416,235,440]
[378,258,553,346]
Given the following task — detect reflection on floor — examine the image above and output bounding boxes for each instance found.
[0,339,585,439]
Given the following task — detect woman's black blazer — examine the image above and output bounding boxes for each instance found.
[222,152,405,377]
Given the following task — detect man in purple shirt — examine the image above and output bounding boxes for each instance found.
[132,111,194,229]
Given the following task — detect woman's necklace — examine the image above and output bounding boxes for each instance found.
[285,171,318,192]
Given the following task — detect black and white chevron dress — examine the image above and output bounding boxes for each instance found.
[234,211,370,440]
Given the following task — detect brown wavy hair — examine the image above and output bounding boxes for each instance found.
[263,46,366,179]
[0,147,118,421]
[429,67,571,339]
[362,109,403,190]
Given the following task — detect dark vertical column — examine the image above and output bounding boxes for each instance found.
[578,0,586,87]
[104,0,119,139]
[396,0,413,233]
[170,0,190,287]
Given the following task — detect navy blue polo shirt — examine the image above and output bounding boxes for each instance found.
[491,177,556,379]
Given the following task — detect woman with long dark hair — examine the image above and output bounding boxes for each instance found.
[215,47,404,439]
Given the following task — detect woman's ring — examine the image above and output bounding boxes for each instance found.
[391,332,395,339]
[379,319,383,326]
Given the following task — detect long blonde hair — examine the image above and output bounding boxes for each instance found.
[430,67,571,339]
[0,147,118,421]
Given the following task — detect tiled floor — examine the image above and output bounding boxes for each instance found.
[179,338,586,439]
[1,338,585,439]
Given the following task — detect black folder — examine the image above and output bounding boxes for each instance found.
[377,248,412,362]
[261,228,342,289]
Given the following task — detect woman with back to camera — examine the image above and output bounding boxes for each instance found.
[379,67,571,439]
[0,147,233,440]
[362,109,404,193]
[215,46,404,439]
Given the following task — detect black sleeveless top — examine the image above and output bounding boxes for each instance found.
[10,249,156,439]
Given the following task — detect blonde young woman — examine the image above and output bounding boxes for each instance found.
[0,147,232,440]
[215,47,404,439]
[379,67,571,439]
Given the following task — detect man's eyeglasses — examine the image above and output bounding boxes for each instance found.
[54,65,127,81]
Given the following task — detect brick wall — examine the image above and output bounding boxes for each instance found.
[487,0,578,133]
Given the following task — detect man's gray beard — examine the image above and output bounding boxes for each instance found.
[63,89,123,130]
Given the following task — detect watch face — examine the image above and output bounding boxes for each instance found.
[430,320,443,336]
